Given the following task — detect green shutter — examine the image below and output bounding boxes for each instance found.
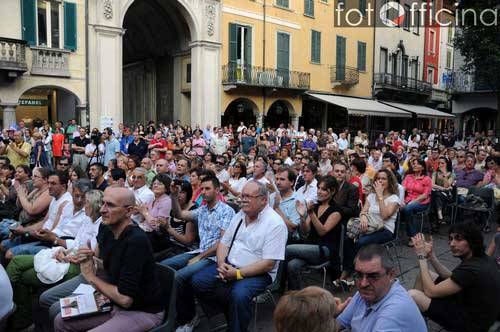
[311,30,321,63]
[359,0,366,16]
[357,41,366,71]
[21,0,36,45]
[244,27,252,66]
[336,36,346,80]
[277,0,289,8]
[229,23,238,65]
[277,33,290,71]
[64,2,77,51]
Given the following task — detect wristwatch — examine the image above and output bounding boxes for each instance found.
[53,237,59,246]
[417,254,426,260]
[236,269,244,280]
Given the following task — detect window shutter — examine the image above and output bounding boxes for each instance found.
[277,33,290,71]
[357,41,366,71]
[305,0,314,16]
[336,36,346,80]
[21,0,36,46]
[244,27,252,66]
[64,2,77,51]
[311,30,321,63]
[229,23,238,65]
[359,0,366,16]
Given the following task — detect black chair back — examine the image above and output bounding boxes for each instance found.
[148,264,177,332]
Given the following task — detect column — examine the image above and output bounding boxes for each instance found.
[77,104,88,127]
[1,103,17,129]
[291,116,299,131]
[190,40,221,128]
[89,25,125,131]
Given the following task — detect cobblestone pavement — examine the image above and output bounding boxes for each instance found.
[195,222,498,332]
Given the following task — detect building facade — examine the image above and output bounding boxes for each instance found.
[0,0,87,129]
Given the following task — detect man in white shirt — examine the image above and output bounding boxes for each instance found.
[295,163,318,207]
[130,167,154,224]
[368,149,383,171]
[337,132,349,152]
[215,156,230,184]
[191,181,288,332]
[318,149,333,176]
[3,171,74,259]
[210,128,230,156]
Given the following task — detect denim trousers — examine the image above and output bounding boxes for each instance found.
[284,244,330,290]
[191,262,271,332]
[401,202,429,237]
[344,228,394,272]
[160,252,214,325]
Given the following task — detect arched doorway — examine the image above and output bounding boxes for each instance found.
[222,99,258,128]
[15,86,80,128]
[462,108,497,134]
[122,0,192,126]
[265,100,293,129]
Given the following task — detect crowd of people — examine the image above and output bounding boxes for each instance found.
[0,118,498,332]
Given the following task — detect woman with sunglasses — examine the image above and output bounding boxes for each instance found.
[222,161,247,202]
[431,156,455,226]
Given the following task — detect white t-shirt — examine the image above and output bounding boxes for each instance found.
[43,192,73,231]
[52,207,88,238]
[0,265,13,320]
[66,217,102,252]
[366,193,400,233]
[295,178,318,205]
[228,177,247,201]
[222,206,288,281]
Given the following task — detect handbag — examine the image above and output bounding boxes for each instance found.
[213,217,244,300]
[346,213,384,241]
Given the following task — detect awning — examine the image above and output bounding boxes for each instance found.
[306,93,412,118]
[382,101,455,119]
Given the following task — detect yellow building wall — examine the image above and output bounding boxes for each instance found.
[221,0,374,118]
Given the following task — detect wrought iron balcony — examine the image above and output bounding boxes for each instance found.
[374,73,432,95]
[330,65,359,86]
[0,37,28,81]
[30,46,71,77]
[222,63,310,90]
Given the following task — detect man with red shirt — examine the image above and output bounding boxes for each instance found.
[148,131,167,159]
[392,132,403,154]
[425,148,440,176]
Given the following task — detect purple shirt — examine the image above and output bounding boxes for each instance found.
[455,168,484,188]
[302,139,317,151]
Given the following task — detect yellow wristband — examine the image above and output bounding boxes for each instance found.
[236,269,244,280]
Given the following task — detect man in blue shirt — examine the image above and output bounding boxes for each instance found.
[160,176,235,331]
[119,127,134,155]
[102,128,121,165]
[336,244,427,332]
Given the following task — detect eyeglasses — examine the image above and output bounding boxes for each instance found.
[216,161,225,166]
[353,271,387,283]
[274,162,281,166]
[240,194,264,200]
[102,201,132,209]
[295,157,302,160]
[234,165,241,169]
[59,163,69,166]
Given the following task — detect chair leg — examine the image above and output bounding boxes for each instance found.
[254,302,258,332]
[392,245,404,282]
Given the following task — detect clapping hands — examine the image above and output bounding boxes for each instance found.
[411,233,433,258]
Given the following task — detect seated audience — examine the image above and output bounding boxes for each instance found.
[431,156,455,226]
[339,169,400,287]
[6,183,98,330]
[274,286,338,332]
[455,155,484,191]
[42,187,165,332]
[401,159,432,243]
[160,176,235,331]
[273,167,301,240]
[191,181,287,332]
[335,244,427,331]
[1,171,74,260]
[286,176,342,290]
[409,223,500,332]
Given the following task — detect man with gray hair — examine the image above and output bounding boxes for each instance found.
[189,180,288,332]
[334,244,426,332]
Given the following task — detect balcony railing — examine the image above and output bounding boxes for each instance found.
[330,65,359,86]
[30,46,71,77]
[222,63,310,90]
[0,37,28,79]
[374,73,432,95]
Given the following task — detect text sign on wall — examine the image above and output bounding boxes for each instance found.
[19,99,48,106]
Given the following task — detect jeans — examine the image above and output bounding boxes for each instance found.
[401,202,429,237]
[0,219,16,241]
[285,244,330,290]
[6,240,48,256]
[160,252,214,325]
[191,263,271,332]
[344,228,394,272]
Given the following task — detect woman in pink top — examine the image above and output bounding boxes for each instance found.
[192,129,206,156]
[137,173,172,251]
[402,159,432,243]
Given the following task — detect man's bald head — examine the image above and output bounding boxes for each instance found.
[100,187,136,227]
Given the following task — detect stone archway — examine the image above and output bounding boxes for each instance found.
[222,98,259,128]
[88,0,221,130]
[265,100,295,129]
